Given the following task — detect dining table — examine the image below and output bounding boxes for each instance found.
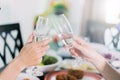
[37,56,102,80]
[16,42,120,80]
[38,57,106,80]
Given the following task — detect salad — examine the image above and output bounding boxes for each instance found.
[40,55,58,66]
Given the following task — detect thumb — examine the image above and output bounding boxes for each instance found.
[26,32,35,44]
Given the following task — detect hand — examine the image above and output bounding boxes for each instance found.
[17,34,51,67]
[70,35,101,62]
[0,33,51,80]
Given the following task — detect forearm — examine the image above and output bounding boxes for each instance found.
[0,57,26,80]
[91,54,120,80]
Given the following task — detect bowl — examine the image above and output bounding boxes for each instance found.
[16,73,40,80]
[26,52,62,76]
[37,52,62,72]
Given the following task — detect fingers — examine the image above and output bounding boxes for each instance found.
[30,45,49,60]
[72,35,87,45]
[40,45,50,52]
[72,41,84,52]
[35,51,46,59]
[26,38,51,53]
[69,48,79,57]
[26,32,35,44]
[33,58,42,66]
[42,38,52,46]
[52,34,72,42]
[35,45,49,53]
[37,38,52,47]
[34,46,49,62]
[62,34,72,39]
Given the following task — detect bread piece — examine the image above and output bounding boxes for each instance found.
[56,74,77,80]
[68,69,84,79]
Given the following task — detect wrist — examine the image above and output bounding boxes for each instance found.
[0,56,26,80]
[90,54,107,70]
[12,56,26,71]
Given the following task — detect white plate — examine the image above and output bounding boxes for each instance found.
[51,76,98,80]
[44,70,102,80]
[16,73,40,80]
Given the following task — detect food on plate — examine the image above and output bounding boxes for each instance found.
[68,69,84,79]
[56,74,77,80]
[56,70,84,80]
[40,55,58,65]
[23,78,30,80]
[61,60,98,72]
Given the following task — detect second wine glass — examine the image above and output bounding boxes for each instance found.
[52,14,74,47]
[52,14,84,66]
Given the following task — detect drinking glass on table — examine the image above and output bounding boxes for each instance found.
[52,14,84,66]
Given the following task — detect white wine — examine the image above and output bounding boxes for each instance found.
[57,34,74,47]
[35,16,49,43]
[35,35,48,42]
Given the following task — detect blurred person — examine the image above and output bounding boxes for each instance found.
[69,35,120,80]
[0,33,51,80]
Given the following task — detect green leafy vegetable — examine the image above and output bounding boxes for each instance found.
[41,55,58,65]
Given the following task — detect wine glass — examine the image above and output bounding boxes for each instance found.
[26,16,50,77]
[35,16,50,42]
[52,14,83,66]
[51,14,73,47]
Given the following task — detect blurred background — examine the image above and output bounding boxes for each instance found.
[0,0,120,51]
